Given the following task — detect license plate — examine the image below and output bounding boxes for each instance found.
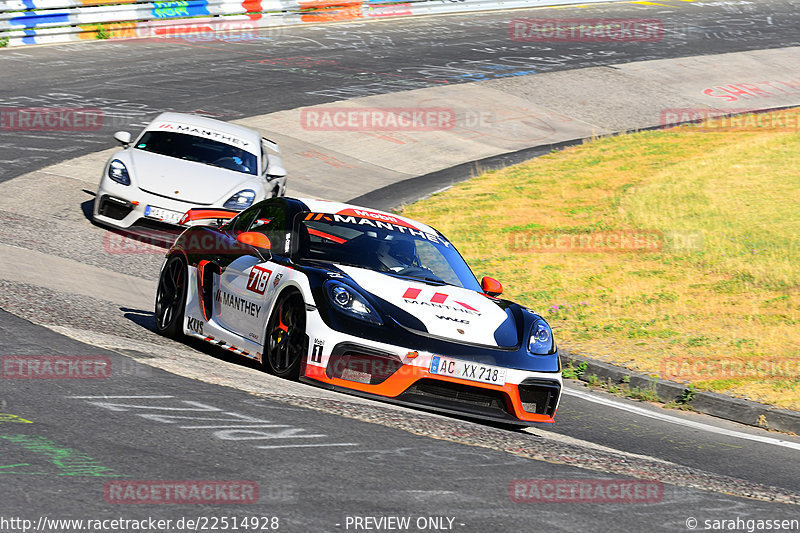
[429,356,507,385]
[144,205,183,224]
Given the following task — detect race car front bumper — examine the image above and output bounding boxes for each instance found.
[94,179,219,229]
[301,311,562,425]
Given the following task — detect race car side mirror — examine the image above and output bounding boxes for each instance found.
[265,153,286,179]
[237,231,271,250]
[481,276,503,297]
[114,131,132,146]
[237,232,272,260]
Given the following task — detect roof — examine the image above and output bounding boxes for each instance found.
[296,197,440,235]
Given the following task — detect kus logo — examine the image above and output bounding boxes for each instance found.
[402,288,481,316]
[187,317,204,335]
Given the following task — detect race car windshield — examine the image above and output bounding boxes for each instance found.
[296,212,481,291]
[134,131,257,175]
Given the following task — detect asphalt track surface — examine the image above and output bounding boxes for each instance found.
[2,1,800,531]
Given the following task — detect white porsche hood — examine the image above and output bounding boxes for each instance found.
[129,150,254,205]
[337,265,512,347]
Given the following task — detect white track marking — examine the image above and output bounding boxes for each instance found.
[68,395,174,399]
[256,443,359,449]
[563,386,800,451]
[180,425,291,429]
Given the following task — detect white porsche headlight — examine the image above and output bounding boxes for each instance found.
[223,189,256,210]
[108,159,130,185]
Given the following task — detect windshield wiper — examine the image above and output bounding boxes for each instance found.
[400,274,447,285]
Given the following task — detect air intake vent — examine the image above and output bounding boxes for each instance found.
[403,379,509,412]
[518,379,560,416]
[97,195,133,220]
[327,344,402,385]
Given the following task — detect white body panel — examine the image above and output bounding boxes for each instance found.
[177,261,562,393]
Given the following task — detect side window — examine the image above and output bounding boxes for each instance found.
[247,203,289,255]
[226,205,260,235]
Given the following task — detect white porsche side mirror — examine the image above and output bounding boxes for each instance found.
[266,153,286,179]
[114,131,132,146]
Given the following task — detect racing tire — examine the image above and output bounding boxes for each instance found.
[155,254,188,339]
[263,291,307,379]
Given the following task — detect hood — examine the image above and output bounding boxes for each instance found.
[129,150,254,205]
[337,265,518,348]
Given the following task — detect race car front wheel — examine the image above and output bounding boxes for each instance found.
[155,254,188,338]
[264,291,307,379]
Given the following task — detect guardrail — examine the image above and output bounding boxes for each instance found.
[0,0,612,47]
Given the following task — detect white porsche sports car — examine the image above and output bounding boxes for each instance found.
[93,112,287,229]
[154,197,563,425]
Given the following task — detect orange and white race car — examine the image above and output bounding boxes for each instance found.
[155,197,562,425]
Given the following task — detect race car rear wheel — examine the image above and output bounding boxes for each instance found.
[264,291,307,379]
[155,254,187,338]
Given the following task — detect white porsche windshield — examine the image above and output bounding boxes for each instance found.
[296,212,481,291]
[135,131,257,175]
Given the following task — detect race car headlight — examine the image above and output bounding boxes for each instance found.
[324,280,383,325]
[108,159,130,185]
[223,189,256,210]
[528,318,555,355]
